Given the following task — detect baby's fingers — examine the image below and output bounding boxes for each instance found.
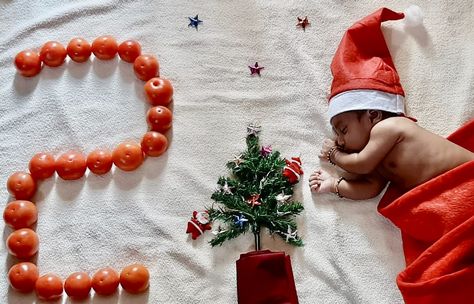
[310,182,322,192]
[323,138,336,146]
[309,173,322,192]
[309,170,322,180]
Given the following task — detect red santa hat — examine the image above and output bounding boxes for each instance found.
[328,8,406,121]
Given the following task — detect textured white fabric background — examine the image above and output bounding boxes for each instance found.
[1,0,473,303]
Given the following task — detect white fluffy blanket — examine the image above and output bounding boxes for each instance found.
[1,0,472,303]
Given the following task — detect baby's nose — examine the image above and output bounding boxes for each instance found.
[336,137,344,147]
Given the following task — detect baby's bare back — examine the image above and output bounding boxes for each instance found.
[377,118,474,190]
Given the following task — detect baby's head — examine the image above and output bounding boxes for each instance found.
[330,109,400,152]
[327,8,408,152]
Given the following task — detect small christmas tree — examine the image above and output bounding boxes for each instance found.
[207,124,304,250]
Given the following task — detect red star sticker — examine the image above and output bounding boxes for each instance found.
[247,194,262,207]
[297,16,310,31]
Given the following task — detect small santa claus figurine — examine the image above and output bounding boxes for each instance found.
[283,157,303,184]
[186,211,212,239]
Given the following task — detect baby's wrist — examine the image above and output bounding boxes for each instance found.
[333,177,345,198]
[331,177,337,193]
[328,146,339,165]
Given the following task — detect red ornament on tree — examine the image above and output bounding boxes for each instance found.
[282,157,303,184]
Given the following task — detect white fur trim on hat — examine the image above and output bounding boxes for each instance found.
[328,89,405,121]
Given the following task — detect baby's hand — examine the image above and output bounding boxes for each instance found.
[309,169,336,194]
[318,138,337,161]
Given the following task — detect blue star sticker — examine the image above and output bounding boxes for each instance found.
[233,214,248,229]
[188,15,203,30]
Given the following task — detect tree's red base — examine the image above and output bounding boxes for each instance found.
[236,250,299,304]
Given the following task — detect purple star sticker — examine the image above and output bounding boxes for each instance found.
[249,62,264,76]
[260,145,272,157]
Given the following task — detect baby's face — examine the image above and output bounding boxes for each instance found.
[330,111,372,152]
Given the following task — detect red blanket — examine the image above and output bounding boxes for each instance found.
[378,119,474,304]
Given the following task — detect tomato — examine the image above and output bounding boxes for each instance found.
[64,272,91,299]
[40,41,67,67]
[112,142,144,171]
[14,50,42,77]
[86,149,113,175]
[120,264,150,294]
[55,151,87,180]
[7,171,37,200]
[29,152,55,180]
[67,37,92,63]
[92,35,118,60]
[118,40,141,63]
[146,106,173,132]
[3,200,38,230]
[144,77,173,106]
[8,262,39,293]
[91,267,119,295]
[35,274,63,300]
[141,131,168,157]
[133,54,159,81]
[6,228,39,259]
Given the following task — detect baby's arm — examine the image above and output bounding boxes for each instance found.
[332,120,401,174]
[309,169,387,200]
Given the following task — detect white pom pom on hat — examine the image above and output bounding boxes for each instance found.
[404,5,424,27]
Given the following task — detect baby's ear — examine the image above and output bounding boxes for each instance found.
[368,110,382,123]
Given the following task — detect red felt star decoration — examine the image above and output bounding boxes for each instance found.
[247,194,262,207]
[249,62,264,76]
[297,16,310,31]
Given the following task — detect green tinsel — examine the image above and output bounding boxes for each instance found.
[207,125,304,249]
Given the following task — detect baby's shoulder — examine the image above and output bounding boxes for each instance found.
[376,116,417,131]
[372,116,419,139]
